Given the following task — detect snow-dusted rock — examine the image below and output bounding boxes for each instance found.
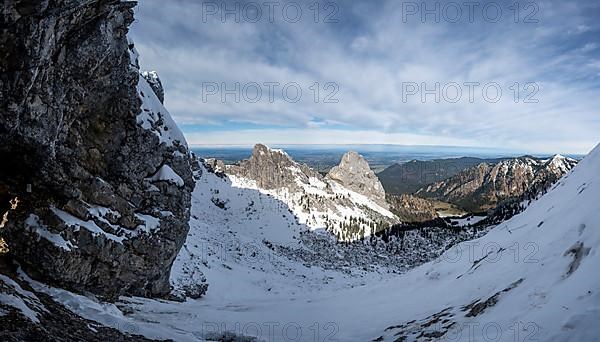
[417,155,578,212]
[0,0,193,300]
[141,71,164,104]
[226,144,398,241]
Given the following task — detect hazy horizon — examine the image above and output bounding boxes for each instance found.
[191,144,585,173]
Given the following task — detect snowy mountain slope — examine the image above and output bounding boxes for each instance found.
[173,144,598,341]
[170,162,380,301]
[359,146,599,341]
[227,144,399,242]
[20,143,598,341]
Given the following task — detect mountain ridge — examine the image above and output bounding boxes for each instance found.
[378,156,510,195]
[225,144,398,241]
[415,155,578,212]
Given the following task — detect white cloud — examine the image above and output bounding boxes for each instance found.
[131,0,600,154]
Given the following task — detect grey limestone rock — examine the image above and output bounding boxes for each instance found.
[327,151,388,207]
[0,0,195,300]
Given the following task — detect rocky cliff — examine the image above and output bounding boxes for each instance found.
[416,155,578,212]
[0,0,194,300]
[327,151,388,207]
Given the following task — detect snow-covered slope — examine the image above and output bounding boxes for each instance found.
[11,144,599,341]
[363,144,600,341]
[169,161,411,302]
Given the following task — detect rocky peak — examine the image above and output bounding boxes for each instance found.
[327,151,387,207]
[251,144,294,166]
[227,144,321,190]
[544,154,578,174]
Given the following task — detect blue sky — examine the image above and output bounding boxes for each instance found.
[130,0,600,154]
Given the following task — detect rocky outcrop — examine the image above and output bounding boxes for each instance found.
[327,151,387,207]
[0,262,162,341]
[203,158,226,175]
[416,156,577,212]
[141,71,164,104]
[226,145,399,242]
[0,0,193,300]
[228,144,322,190]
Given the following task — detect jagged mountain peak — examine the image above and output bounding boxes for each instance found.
[338,151,370,169]
[227,144,319,190]
[224,145,398,241]
[327,151,387,207]
[341,150,364,161]
[251,143,292,161]
[544,154,578,173]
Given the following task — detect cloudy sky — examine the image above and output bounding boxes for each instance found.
[130,0,600,154]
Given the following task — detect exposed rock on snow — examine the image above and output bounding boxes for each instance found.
[149,165,185,187]
[226,144,398,241]
[327,151,388,207]
[0,0,193,300]
[141,71,165,104]
[0,268,158,341]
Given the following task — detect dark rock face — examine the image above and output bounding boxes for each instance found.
[0,0,193,300]
[416,156,577,212]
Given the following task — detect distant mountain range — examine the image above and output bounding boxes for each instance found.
[377,157,509,195]
[192,145,557,173]
[415,155,578,212]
